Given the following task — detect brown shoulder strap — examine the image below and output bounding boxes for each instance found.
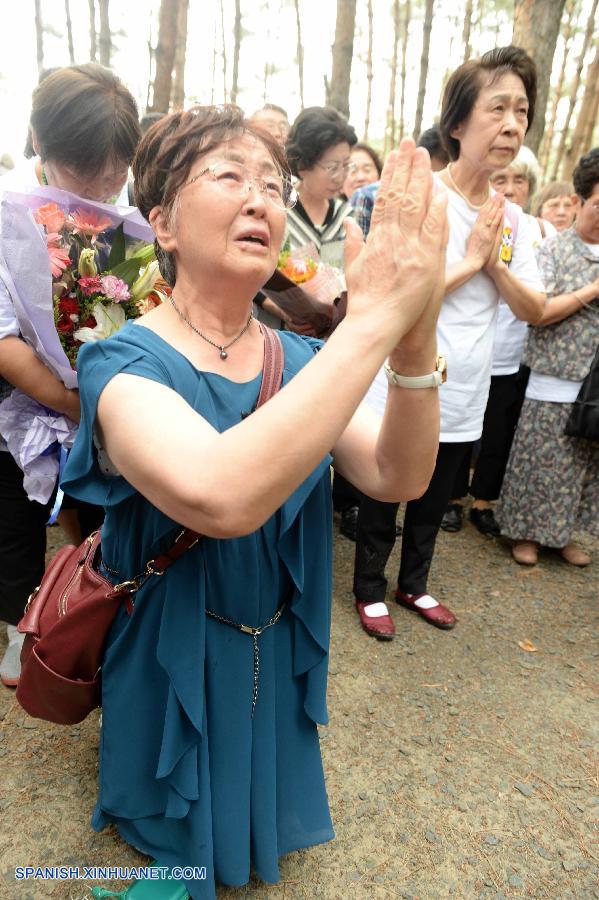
[256,324,284,408]
[149,325,285,573]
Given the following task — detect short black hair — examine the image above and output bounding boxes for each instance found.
[573,147,599,201]
[30,63,140,174]
[440,46,537,161]
[285,106,357,177]
[352,142,383,176]
[417,126,449,165]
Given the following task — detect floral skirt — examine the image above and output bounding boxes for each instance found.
[496,398,599,547]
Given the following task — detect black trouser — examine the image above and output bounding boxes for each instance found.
[332,472,362,513]
[449,367,530,502]
[469,367,529,501]
[0,452,103,626]
[353,441,473,602]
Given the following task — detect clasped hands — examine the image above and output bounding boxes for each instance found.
[343,138,448,358]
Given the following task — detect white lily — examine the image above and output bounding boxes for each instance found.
[73,302,126,343]
[130,259,160,300]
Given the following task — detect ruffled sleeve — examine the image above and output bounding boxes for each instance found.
[61,329,172,507]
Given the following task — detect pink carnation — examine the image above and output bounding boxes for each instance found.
[78,276,103,296]
[100,275,130,302]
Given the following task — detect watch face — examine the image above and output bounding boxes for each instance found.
[437,355,448,383]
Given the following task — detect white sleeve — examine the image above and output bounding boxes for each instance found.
[511,207,545,291]
[0,275,19,340]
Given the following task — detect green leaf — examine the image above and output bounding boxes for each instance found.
[111,243,156,287]
[107,224,126,269]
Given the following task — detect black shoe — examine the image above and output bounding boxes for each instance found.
[469,507,500,537]
[340,505,359,541]
[440,503,463,533]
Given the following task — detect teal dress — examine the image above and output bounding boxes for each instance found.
[61,322,334,898]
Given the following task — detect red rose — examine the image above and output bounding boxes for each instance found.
[81,315,97,328]
[56,314,75,334]
[59,297,80,315]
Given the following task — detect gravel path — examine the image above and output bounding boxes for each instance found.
[1,514,597,900]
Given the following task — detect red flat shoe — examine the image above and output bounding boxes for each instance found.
[395,590,456,629]
[355,601,396,640]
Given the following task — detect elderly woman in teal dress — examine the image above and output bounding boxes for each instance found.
[62,105,448,898]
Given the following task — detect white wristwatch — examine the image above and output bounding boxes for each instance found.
[384,355,447,389]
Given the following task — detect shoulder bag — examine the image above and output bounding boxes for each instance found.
[564,344,599,442]
[16,326,284,724]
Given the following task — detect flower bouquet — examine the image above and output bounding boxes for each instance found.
[261,240,345,337]
[0,186,167,502]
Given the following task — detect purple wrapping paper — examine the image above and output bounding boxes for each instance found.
[0,187,155,501]
[0,390,77,504]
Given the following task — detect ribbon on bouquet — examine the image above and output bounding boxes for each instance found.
[46,445,69,525]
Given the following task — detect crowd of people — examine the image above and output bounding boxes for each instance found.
[0,43,597,899]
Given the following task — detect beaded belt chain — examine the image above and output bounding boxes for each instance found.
[205,602,286,717]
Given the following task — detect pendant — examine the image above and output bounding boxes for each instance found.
[219,348,228,360]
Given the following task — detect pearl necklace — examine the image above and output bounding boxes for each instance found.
[445,164,490,210]
[170,294,253,361]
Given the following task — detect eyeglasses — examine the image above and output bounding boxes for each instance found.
[315,161,352,178]
[583,200,599,213]
[183,161,297,210]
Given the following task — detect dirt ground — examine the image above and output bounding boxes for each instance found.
[0,512,597,900]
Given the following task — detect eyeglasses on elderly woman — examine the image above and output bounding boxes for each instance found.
[183,160,297,210]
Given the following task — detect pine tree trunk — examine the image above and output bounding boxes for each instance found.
[412,0,434,141]
[363,0,373,139]
[580,67,599,151]
[398,0,411,141]
[88,0,97,62]
[34,0,44,75]
[98,0,110,67]
[220,0,228,102]
[561,36,599,179]
[171,0,189,110]
[512,0,567,154]
[462,0,473,62]
[327,0,357,117]
[538,0,578,174]
[294,0,305,110]
[210,16,217,104]
[149,0,180,113]
[230,0,241,104]
[64,0,75,63]
[551,0,599,179]
[385,0,401,155]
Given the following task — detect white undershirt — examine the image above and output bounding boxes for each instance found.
[524,239,598,404]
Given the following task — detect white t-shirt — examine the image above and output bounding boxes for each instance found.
[435,180,544,441]
[491,216,556,376]
[363,182,544,436]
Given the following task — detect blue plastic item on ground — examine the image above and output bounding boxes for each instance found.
[89,862,190,899]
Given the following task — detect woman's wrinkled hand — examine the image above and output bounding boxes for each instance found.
[343,139,448,350]
[466,194,504,271]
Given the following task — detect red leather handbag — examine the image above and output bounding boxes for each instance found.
[16,326,284,725]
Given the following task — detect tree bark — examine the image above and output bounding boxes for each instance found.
[412,0,434,141]
[98,0,110,67]
[327,0,357,117]
[512,0,567,154]
[34,0,44,76]
[64,0,75,64]
[385,0,401,155]
[551,0,599,179]
[562,36,599,179]
[149,0,180,113]
[462,0,474,62]
[230,0,242,104]
[220,0,227,102]
[294,0,305,110]
[171,0,189,110]
[538,0,579,174]
[88,0,97,62]
[398,0,411,141]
